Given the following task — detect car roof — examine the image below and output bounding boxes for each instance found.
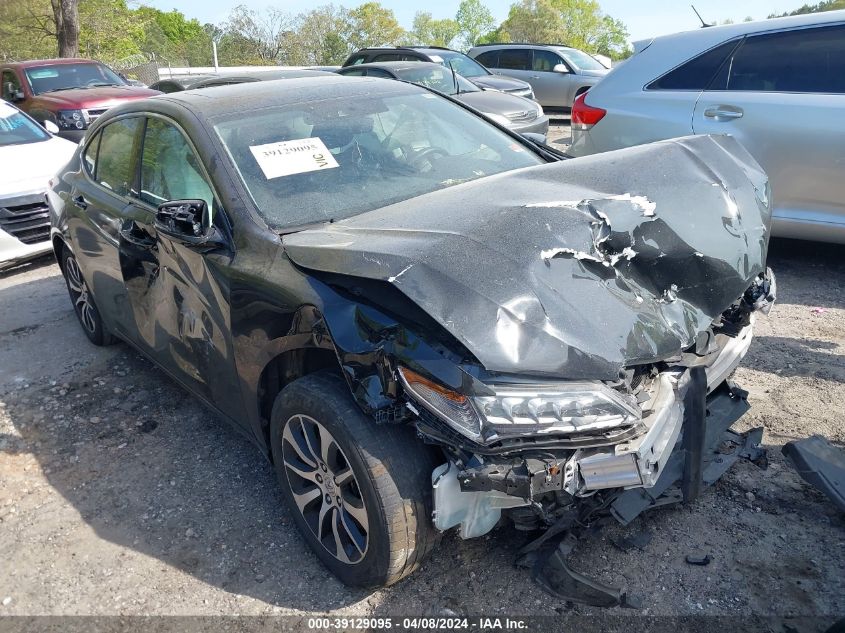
[342,61,444,73]
[635,9,845,52]
[143,75,422,119]
[5,58,103,68]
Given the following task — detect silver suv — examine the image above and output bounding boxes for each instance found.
[467,43,609,110]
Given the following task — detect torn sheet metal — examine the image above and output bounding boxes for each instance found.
[284,135,770,380]
[783,436,845,513]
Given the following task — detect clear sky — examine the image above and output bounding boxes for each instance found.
[141,0,802,43]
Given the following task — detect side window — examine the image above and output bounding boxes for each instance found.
[532,50,564,72]
[348,55,367,65]
[2,70,21,100]
[373,53,405,62]
[718,25,845,93]
[365,68,394,79]
[83,130,101,176]
[474,50,499,67]
[140,117,214,211]
[96,117,143,196]
[498,49,531,70]
[647,39,740,91]
[341,68,367,76]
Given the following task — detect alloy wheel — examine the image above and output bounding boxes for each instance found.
[281,414,369,564]
[65,256,96,334]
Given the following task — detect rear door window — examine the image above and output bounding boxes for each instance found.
[474,50,499,67]
[95,117,143,197]
[713,25,845,93]
[647,39,740,90]
[498,49,531,70]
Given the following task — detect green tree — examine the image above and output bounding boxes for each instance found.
[347,3,403,50]
[410,12,461,47]
[218,4,294,64]
[769,0,845,17]
[455,0,496,49]
[285,5,353,66]
[498,0,629,59]
[499,0,566,44]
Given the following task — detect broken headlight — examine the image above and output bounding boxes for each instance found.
[398,367,641,445]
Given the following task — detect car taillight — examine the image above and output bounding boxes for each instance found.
[572,92,606,131]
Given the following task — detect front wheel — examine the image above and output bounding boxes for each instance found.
[270,371,439,587]
[61,250,114,346]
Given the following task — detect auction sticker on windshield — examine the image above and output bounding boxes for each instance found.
[250,137,339,179]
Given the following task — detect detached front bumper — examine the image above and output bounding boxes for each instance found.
[431,316,767,539]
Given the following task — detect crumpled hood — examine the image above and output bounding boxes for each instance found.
[284,135,771,380]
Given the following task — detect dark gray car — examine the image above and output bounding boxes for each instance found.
[149,69,331,93]
[338,62,549,139]
[342,47,536,100]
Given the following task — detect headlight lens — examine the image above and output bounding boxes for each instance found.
[483,112,511,127]
[57,109,86,130]
[399,367,641,445]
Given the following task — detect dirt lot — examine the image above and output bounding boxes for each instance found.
[1,122,843,622]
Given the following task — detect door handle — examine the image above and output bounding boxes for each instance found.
[703,105,744,121]
[119,221,155,248]
[72,195,88,210]
[530,75,541,79]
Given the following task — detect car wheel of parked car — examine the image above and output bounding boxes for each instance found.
[270,371,439,587]
[61,251,114,346]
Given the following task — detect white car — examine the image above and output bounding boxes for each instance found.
[0,102,76,268]
[568,11,845,244]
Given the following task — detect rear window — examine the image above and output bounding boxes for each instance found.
[474,50,499,67]
[647,39,740,91]
[710,25,845,93]
[498,49,531,70]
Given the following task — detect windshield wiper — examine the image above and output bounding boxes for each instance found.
[448,61,461,95]
[88,82,121,87]
[277,218,335,236]
[42,86,85,93]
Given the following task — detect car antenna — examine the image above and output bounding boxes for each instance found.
[691,5,714,27]
[448,61,460,95]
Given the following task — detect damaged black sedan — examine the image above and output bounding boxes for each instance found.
[48,76,776,593]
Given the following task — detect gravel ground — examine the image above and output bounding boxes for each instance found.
[0,131,843,622]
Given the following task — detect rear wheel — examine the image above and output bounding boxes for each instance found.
[61,251,114,346]
[270,371,439,587]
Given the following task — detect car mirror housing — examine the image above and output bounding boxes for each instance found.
[552,63,569,74]
[154,199,226,248]
[43,120,60,134]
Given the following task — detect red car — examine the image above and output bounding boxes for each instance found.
[1,58,159,142]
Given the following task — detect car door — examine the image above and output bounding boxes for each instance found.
[491,48,534,89]
[118,114,241,419]
[529,49,573,108]
[65,116,145,338]
[693,24,845,237]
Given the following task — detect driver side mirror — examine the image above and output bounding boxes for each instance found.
[155,200,225,248]
[552,63,569,74]
[43,120,60,134]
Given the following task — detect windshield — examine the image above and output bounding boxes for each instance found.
[559,49,607,71]
[214,91,542,230]
[25,63,125,95]
[0,102,49,146]
[432,51,489,78]
[393,66,479,96]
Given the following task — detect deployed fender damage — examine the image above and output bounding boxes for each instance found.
[284,135,776,605]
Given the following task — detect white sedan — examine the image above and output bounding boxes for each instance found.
[0,101,76,269]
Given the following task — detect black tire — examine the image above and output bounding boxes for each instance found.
[270,371,440,587]
[60,250,115,346]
